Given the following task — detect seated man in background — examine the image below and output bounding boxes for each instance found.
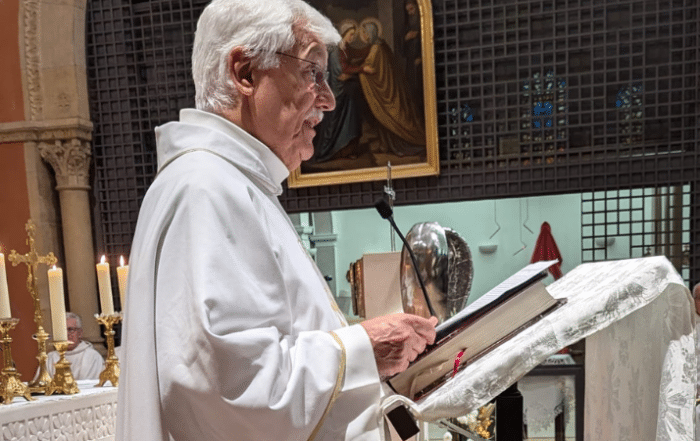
[42,312,104,380]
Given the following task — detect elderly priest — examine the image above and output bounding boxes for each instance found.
[116,0,437,440]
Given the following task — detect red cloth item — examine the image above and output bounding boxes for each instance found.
[530,221,563,279]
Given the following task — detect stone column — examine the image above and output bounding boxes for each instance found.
[38,138,101,343]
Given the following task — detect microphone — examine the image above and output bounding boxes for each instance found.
[374,198,437,317]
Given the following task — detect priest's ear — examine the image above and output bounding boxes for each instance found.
[228,48,255,96]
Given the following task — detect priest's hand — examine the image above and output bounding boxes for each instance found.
[360,313,438,378]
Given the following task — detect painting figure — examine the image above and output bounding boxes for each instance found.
[306,15,425,172]
[356,17,425,156]
[288,0,439,186]
[403,0,423,107]
[310,20,367,163]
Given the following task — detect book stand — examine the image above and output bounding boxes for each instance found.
[379,256,694,441]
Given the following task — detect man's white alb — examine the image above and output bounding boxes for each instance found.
[116,109,383,441]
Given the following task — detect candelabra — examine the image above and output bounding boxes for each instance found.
[0,318,34,404]
[45,340,80,395]
[95,313,121,387]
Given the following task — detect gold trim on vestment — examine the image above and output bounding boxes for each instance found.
[308,331,346,441]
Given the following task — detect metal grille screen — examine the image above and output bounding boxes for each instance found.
[87,0,700,296]
[581,186,692,281]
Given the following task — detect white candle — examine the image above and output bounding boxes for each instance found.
[96,255,114,315]
[48,266,67,341]
[0,254,11,319]
[117,255,128,311]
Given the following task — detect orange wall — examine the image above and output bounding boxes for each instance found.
[0,0,40,379]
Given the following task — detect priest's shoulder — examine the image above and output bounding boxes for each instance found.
[144,154,252,209]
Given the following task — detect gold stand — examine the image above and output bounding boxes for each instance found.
[95,313,121,387]
[29,327,51,393]
[8,220,57,394]
[46,341,80,395]
[473,403,495,439]
[0,318,33,404]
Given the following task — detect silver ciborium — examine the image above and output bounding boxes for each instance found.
[400,222,473,323]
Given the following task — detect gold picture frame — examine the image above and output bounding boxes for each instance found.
[288,0,439,188]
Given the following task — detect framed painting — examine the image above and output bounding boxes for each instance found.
[287,0,439,188]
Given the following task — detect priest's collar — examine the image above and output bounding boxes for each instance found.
[178,108,290,186]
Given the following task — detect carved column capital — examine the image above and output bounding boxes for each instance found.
[38,138,92,190]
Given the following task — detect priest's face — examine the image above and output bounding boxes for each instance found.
[248,34,335,171]
[66,317,82,351]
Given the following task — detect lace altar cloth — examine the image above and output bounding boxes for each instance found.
[0,380,117,440]
[406,256,694,441]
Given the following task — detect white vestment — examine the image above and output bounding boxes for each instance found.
[696,317,700,440]
[116,109,383,441]
[43,341,103,380]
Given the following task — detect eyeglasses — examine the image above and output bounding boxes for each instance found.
[276,52,329,88]
[67,327,81,334]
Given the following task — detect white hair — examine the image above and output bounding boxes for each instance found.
[192,0,341,114]
[66,311,82,329]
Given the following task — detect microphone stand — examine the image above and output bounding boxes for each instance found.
[384,162,396,252]
[375,199,437,318]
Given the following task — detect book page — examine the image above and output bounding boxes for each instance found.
[437,259,559,332]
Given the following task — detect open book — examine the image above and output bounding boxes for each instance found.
[386,260,564,400]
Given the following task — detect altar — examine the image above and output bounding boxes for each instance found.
[0,380,117,440]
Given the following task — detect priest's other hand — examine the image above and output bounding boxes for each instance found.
[360,313,438,378]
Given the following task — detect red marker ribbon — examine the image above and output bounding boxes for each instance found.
[452,349,466,378]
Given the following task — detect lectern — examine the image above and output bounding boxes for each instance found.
[379,256,695,441]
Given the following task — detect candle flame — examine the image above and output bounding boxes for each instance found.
[100,255,106,264]
[120,255,125,267]
[52,265,57,270]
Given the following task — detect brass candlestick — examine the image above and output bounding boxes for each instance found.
[0,318,34,404]
[30,327,52,393]
[95,313,121,387]
[46,340,80,395]
[7,220,57,394]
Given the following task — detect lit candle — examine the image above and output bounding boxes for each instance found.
[0,253,11,319]
[117,255,128,311]
[48,265,67,341]
[96,255,114,315]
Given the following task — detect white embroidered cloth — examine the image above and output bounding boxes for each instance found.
[402,256,694,440]
[519,354,576,435]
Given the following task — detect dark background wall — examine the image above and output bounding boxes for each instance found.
[85,0,700,310]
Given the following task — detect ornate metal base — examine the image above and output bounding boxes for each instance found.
[45,341,80,396]
[1,370,34,404]
[95,313,121,387]
[28,373,52,395]
[28,359,52,394]
[96,356,120,387]
[46,364,80,396]
[0,318,34,403]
